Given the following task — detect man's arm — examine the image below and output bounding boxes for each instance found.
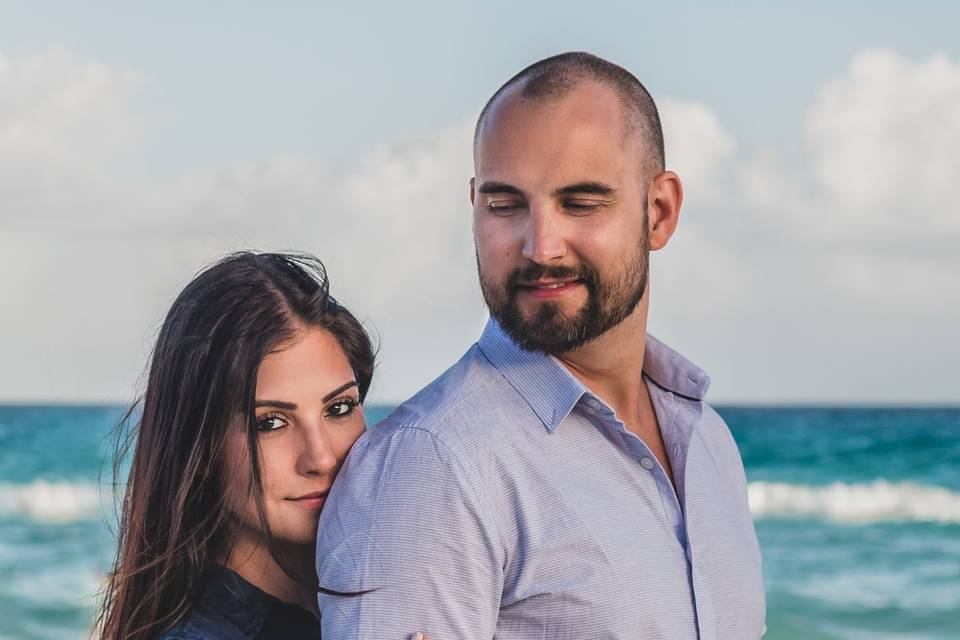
[316,424,503,639]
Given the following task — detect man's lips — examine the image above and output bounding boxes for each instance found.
[516,278,582,299]
[286,491,329,510]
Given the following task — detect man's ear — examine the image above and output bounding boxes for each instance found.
[469,177,476,205]
[647,171,683,251]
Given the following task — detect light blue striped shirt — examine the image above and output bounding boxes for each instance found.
[316,319,765,639]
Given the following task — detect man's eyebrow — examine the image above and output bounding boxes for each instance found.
[322,381,358,402]
[477,181,524,196]
[554,181,616,197]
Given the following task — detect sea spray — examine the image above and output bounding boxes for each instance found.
[0,479,102,523]
[748,479,960,524]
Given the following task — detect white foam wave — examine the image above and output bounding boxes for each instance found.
[0,480,103,523]
[748,480,960,524]
[5,478,957,525]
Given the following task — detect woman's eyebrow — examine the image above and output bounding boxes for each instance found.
[255,381,358,409]
[255,399,297,410]
[322,381,358,402]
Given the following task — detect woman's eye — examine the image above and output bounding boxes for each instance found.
[256,415,288,432]
[327,398,359,418]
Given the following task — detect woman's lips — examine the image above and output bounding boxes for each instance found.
[286,492,328,510]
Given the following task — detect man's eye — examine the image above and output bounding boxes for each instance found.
[565,201,601,214]
[256,414,288,432]
[487,202,523,216]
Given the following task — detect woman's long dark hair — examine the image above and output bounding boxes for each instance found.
[96,252,375,640]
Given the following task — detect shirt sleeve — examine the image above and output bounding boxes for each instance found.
[316,424,504,639]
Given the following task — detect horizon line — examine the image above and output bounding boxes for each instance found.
[2,399,959,410]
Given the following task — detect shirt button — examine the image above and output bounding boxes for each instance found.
[640,456,655,470]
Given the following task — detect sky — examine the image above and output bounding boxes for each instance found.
[1,2,958,405]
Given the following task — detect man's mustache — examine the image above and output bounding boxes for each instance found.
[505,263,598,292]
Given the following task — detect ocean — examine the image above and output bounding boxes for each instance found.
[1,405,957,639]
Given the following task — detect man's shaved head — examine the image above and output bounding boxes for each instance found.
[474,51,665,181]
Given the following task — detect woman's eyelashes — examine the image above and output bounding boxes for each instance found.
[256,412,288,432]
[326,396,360,419]
[255,397,360,431]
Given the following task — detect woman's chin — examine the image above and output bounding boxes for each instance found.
[271,523,321,548]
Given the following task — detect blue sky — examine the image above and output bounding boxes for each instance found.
[5,1,958,174]
[1,2,958,403]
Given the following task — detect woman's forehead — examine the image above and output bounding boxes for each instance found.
[256,329,354,399]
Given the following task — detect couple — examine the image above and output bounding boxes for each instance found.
[97,52,765,640]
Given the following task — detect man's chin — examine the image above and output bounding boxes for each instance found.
[516,296,585,322]
[505,314,589,353]
[514,329,584,354]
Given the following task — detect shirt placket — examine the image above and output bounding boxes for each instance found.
[584,392,717,640]
[583,393,688,548]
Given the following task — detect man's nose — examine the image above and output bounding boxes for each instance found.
[521,205,567,263]
[297,426,339,477]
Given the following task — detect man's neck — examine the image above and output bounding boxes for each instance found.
[554,295,649,425]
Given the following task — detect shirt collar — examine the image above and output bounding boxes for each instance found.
[478,319,586,432]
[642,333,711,401]
[477,318,710,432]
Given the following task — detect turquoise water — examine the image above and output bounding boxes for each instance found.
[1,405,958,639]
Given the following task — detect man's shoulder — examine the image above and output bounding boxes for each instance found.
[697,401,737,444]
[689,400,751,485]
[367,343,519,447]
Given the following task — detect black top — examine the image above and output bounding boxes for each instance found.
[159,564,318,640]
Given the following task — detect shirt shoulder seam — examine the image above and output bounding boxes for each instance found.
[386,359,503,443]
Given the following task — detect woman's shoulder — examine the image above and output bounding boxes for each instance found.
[155,565,317,640]
[155,608,249,640]
[154,617,199,640]
[152,565,271,640]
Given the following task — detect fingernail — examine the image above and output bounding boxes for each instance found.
[412,634,424,640]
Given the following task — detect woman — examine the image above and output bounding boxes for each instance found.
[96,252,376,640]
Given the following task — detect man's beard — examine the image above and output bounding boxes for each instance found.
[478,233,649,355]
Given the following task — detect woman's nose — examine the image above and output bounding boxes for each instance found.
[296,426,339,477]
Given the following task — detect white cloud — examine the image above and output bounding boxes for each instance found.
[659,98,736,191]
[0,46,145,237]
[0,46,482,403]
[0,45,957,404]
[807,50,960,226]
[0,45,143,166]
[651,48,960,402]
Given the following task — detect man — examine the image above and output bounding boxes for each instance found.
[316,52,765,639]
